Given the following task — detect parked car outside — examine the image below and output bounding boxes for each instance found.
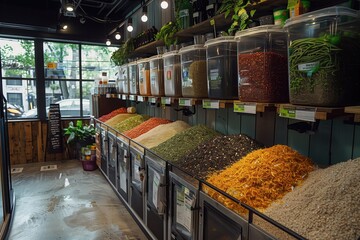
[22,99,90,118]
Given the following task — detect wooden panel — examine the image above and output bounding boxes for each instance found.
[331,117,354,164]
[24,122,33,163]
[206,109,216,130]
[215,108,228,134]
[353,125,360,159]
[227,109,241,135]
[240,114,256,139]
[196,105,206,125]
[309,120,332,167]
[287,119,310,157]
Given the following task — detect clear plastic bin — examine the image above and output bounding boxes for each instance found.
[235,25,289,103]
[284,6,360,106]
[163,50,182,97]
[149,55,165,96]
[179,44,208,98]
[205,36,238,99]
[128,61,139,95]
[137,58,151,96]
[117,64,129,94]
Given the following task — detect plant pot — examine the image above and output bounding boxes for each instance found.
[81,157,98,171]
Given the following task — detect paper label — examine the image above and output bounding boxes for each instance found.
[137,96,144,102]
[203,100,220,109]
[151,71,157,85]
[234,102,257,114]
[161,97,171,105]
[129,95,136,101]
[210,69,220,81]
[149,97,157,104]
[176,186,193,232]
[152,171,160,208]
[119,160,127,193]
[298,62,319,72]
[122,95,127,100]
[279,106,316,122]
[179,98,192,107]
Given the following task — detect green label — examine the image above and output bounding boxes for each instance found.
[279,107,296,119]
[210,19,215,26]
[161,97,171,105]
[203,100,219,109]
[234,103,245,113]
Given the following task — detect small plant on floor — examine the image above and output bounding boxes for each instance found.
[64,120,95,159]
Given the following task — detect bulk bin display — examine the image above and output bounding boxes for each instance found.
[119,64,129,94]
[235,25,289,103]
[205,36,238,99]
[117,136,130,201]
[149,55,165,96]
[108,132,117,187]
[129,146,145,220]
[284,6,360,106]
[100,126,109,174]
[163,50,182,97]
[179,44,208,98]
[128,61,139,95]
[138,58,151,96]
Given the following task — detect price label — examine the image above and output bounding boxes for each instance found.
[118,94,122,99]
[106,93,111,98]
[129,95,136,101]
[179,98,192,107]
[279,106,316,122]
[149,97,157,104]
[234,102,256,114]
[161,97,171,105]
[122,95,127,100]
[47,62,57,69]
[203,100,220,109]
[137,96,144,102]
[210,19,215,26]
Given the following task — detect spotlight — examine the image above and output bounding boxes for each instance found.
[65,3,74,12]
[115,32,121,40]
[141,6,148,22]
[62,24,68,30]
[127,18,133,32]
[106,39,111,46]
[80,17,86,24]
[161,1,168,9]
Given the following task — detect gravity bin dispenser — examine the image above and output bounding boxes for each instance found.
[169,168,199,240]
[116,136,130,202]
[100,125,109,175]
[107,131,118,188]
[145,151,168,240]
[129,145,146,221]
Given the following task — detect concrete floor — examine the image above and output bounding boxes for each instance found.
[7,160,148,240]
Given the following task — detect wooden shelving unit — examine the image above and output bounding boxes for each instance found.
[345,106,360,122]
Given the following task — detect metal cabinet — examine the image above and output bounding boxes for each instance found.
[108,132,117,187]
[117,137,130,202]
[129,146,145,220]
[100,126,109,175]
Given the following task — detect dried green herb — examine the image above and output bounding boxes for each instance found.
[176,134,263,179]
[114,114,150,133]
[150,125,220,162]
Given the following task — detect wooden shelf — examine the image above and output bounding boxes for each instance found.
[345,106,360,122]
[277,104,345,121]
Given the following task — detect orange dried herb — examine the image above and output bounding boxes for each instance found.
[123,117,172,139]
[205,145,315,214]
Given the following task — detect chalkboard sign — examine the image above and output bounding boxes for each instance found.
[47,104,63,153]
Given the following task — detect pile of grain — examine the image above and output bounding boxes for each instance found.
[263,157,360,240]
[104,113,136,128]
[205,145,315,214]
[123,117,172,139]
[150,125,220,162]
[176,134,263,179]
[113,115,150,133]
[98,107,128,122]
[132,120,190,150]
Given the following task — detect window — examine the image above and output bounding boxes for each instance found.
[1,38,116,119]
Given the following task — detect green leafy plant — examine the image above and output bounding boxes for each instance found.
[217,0,258,34]
[155,21,180,47]
[64,120,95,144]
[110,38,134,66]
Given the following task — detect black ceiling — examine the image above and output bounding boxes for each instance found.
[0,0,141,44]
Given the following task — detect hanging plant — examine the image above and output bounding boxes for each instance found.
[110,38,134,66]
[155,21,180,47]
[217,0,258,35]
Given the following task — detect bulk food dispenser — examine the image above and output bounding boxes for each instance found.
[205,36,238,99]
[137,58,151,96]
[149,55,165,96]
[235,25,289,103]
[163,50,182,97]
[128,61,139,95]
[284,6,360,106]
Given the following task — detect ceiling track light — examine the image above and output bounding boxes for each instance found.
[127,18,133,32]
[106,38,111,46]
[65,3,74,12]
[141,6,148,22]
[161,0,169,9]
[62,24,68,30]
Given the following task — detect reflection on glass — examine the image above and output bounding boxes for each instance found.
[0,136,4,226]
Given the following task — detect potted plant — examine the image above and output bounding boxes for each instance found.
[64,120,95,160]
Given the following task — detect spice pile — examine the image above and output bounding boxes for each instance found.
[123,117,172,139]
[104,113,136,128]
[205,145,314,214]
[150,125,220,162]
[98,107,128,122]
[263,157,360,240]
[132,120,190,150]
[182,60,208,98]
[114,114,150,133]
[238,52,288,102]
[176,134,263,179]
